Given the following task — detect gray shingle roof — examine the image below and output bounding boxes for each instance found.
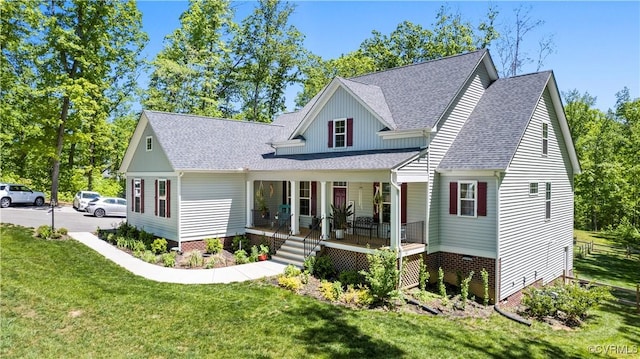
[438,71,552,171]
[339,78,395,128]
[348,49,487,130]
[145,111,281,170]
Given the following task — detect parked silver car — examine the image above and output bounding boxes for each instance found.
[73,190,101,211]
[0,183,46,208]
[85,197,127,218]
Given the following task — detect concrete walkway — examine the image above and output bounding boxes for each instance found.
[69,232,289,284]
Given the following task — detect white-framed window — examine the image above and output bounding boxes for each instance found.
[542,122,548,156]
[134,178,142,213]
[299,181,311,216]
[158,179,167,218]
[334,119,346,148]
[458,181,477,217]
[146,136,153,152]
[529,182,539,196]
[545,182,551,220]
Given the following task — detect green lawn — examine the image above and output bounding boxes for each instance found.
[2,224,639,358]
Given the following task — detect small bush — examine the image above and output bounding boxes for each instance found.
[278,275,303,292]
[314,255,334,279]
[338,270,363,287]
[184,250,204,268]
[35,225,53,239]
[249,245,259,262]
[234,249,249,264]
[205,257,216,269]
[140,250,158,264]
[161,252,177,267]
[303,256,316,275]
[343,285,374,306]
[57,227,68,235]
[131,240,146,253]
[319,280,343,302]
[151,238,167,254]
[480,268,490,306]
[283,264,301,278]
[205,237,223,254]
[231,234,250,252]
[438,267,447,298]
[418,260,429,291]
[459,271,474,310]
[360,248,401,305]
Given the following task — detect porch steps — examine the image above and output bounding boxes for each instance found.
[271,237,316,268]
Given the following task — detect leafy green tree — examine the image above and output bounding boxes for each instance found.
[229,0,307,122]
[1,0,147,201]
[144,0,234,117]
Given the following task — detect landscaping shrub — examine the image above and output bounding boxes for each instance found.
[231,234,250,252]
[459,271,474,309]
[139,250,157,264]
[131,240,146,253]
[161,252,176,267]
[438,267,447,298]
[205,237,223,254]
[522,282,613,326]
[343,285,374,306]
[184,250,204,268]
[57,227,68,235]
[35,225,52,239]
[480,268,490,306]
[151,238,167,254]
[138,230,155,248]
[249,245,259,262]
[360,248,401,305]
[338,270,363,287]
[234,249,249,264]
[418,260,429,291]
[313,255,334,279]
[277,276,303,292]
[319,280,343,302]
[303,256,315,275]
[283,264,301,278]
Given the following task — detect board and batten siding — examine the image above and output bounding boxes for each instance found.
[180,173,246,241]
[436,175,497,257]
[126,175,178,241]
[498,88,574,300]
[278,87,425,156]
[127,124,173,173]
[427,63,492,249]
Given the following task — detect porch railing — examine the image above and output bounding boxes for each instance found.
[369,221,425,244]
[269,212,291,255]
[303,217,322,258]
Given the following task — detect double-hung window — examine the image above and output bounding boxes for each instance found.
[328,118,353,148]
[146,136,153,152]
[459,181,477,217]
[133,179,142,213]
[299,181,311,216]
[334,120,346,148]
[158,179,167,217]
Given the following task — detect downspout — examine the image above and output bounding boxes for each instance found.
[494,171,501,303]
[178,171,184,252]
[390,170,404,289]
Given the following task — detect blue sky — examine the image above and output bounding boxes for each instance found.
[138,1,640,113]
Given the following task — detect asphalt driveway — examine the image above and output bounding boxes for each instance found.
[0,205,125,232]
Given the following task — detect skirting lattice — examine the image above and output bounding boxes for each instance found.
[401,253,423,289]
[323,248,370,272]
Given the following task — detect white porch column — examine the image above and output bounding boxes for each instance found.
[290,180,299,234]
[389,180,401,250]
[320,181,328,240]
[246,180,253,228]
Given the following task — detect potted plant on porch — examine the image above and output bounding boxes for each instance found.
[329,203,353,240]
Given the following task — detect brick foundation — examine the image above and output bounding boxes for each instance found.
[427,252,497,303]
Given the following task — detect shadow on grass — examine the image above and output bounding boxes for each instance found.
[288,302,405,358]
[574,252,640,289]
[601,301,640,346]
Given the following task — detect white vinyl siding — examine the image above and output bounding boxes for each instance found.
[278,87,425,155]
[127,175,178,241]
[437,175,496,257]
[180,173,246,241]
[498,88,574,300]
[428,64,492,249]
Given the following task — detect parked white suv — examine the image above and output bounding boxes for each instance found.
[0,183,47,208]
[73,191,101,211]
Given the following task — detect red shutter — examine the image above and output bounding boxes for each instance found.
[478,182,487,217]
[328,121,333,148]
[141,179,145,213]
[401,182,407,224]
[166,180,171,218]
[131,179,134,211]
[346,118,353,147]
[310,181,317,216]
[154,180,158,216]
[449,182,458,215]
[282,181,287,205]
[373,182,380,222]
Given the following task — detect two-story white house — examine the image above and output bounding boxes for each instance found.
[119,49,580,303]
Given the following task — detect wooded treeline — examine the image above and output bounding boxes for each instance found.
[1,0,638,236]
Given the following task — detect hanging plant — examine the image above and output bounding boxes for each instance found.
[256,182,267,214]
[373,185,382,213]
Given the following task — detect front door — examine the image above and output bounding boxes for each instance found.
[333,187,346,208]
